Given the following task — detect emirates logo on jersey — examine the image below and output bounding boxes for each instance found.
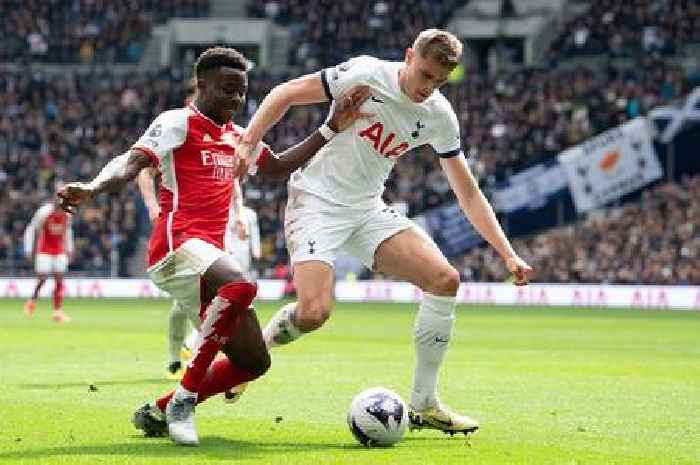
[48,222,65,235]
[201,150,235,181]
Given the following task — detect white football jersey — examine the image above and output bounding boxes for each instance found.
[288,55,462,208]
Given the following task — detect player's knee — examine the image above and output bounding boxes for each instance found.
[428,266,461,296]
[295,297,333,332]
[219,281,258,310]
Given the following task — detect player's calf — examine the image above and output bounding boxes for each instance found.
[295,293,333,332]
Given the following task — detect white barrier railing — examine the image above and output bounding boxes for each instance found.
[1,279,698,310]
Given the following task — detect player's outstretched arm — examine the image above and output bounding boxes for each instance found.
[257,86,372,180]
[242,73,329,154]
[58,149,153,213]
[439,154,533,285]
[136,166,161,222]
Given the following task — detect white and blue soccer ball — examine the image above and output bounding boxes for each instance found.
[347,387,408,447]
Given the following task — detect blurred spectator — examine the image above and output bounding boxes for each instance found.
[550,0,699,60]
[0,0,210,63]
[458,176,700,285]
[248,0,466,68]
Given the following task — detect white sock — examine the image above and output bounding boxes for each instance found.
[184,328,199,352]
[262,302,303,348]
[410,292,456,411]
[174,384,197,401]
[168,301,188,364]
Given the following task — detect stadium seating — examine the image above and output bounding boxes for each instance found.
[459,175,700,284]
[0,0,209,63]
[247,0,466,68]
[1,1,697,283]
[548,0,699,59]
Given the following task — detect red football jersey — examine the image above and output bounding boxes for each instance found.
[24,204,73,255]
[133,103,271,267]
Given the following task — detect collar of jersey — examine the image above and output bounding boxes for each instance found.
[188,102,226,129]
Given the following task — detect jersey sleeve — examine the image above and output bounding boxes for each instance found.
[65,216,74,255]
[132,109,188,167]
[319,55,376,101]
[23,204,51,256]
[430,104,462,158]
[248,208,261,259]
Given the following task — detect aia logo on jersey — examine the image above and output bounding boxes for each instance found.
[358,122,409,158]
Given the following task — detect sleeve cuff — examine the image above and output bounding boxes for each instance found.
[436,148,462,159]
[250,146,273,175]
[320,69,333,101]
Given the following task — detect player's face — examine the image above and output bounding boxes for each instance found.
[201,67,248,120]
[403,48,452,103]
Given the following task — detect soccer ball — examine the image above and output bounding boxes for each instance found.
[347,387,408,447]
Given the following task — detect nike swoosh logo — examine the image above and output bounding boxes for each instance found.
[371,96,384,103]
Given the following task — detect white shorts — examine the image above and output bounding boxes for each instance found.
[148,238,230,312]
[285,189,414,269]
[35,253,68,274]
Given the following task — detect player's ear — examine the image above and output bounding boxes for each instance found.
[405,47,414,65]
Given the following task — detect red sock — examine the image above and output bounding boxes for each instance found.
[32,278,46,300]
[155,358,256,411]
[197,357,256,403]
[179,282,257,393]
[53,278,64,310]
[156,390,175,412]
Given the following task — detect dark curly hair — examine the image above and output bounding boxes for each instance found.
[194,47,249,79]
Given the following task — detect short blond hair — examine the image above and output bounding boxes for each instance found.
[413,29,463,68]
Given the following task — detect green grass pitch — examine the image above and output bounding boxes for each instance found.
[0,298,698,465]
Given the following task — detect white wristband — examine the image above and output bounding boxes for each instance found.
[318,123,336,141]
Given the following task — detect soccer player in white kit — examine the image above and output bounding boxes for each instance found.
[237,29,533,435]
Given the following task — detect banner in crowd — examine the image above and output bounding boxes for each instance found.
[648,87,700,143]
[1,279,698,310]
[490,161,569,213]
[416,202,484,257]
[557,117,663,213]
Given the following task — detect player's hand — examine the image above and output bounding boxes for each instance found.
[146,202,161,222]
[235,216,249,240]
[328,85,374,132]
[505,255,533,286]
[58,182,94,214]
[233,141,253,180]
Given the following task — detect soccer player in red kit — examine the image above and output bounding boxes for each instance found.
[23,193,73,323]
[57,47,371,446]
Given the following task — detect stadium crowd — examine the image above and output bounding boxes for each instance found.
[0,0,209,63]
[459,175,700,285]
[1,0,697,283]
[248,0,465,68]
[550,0,700,59]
